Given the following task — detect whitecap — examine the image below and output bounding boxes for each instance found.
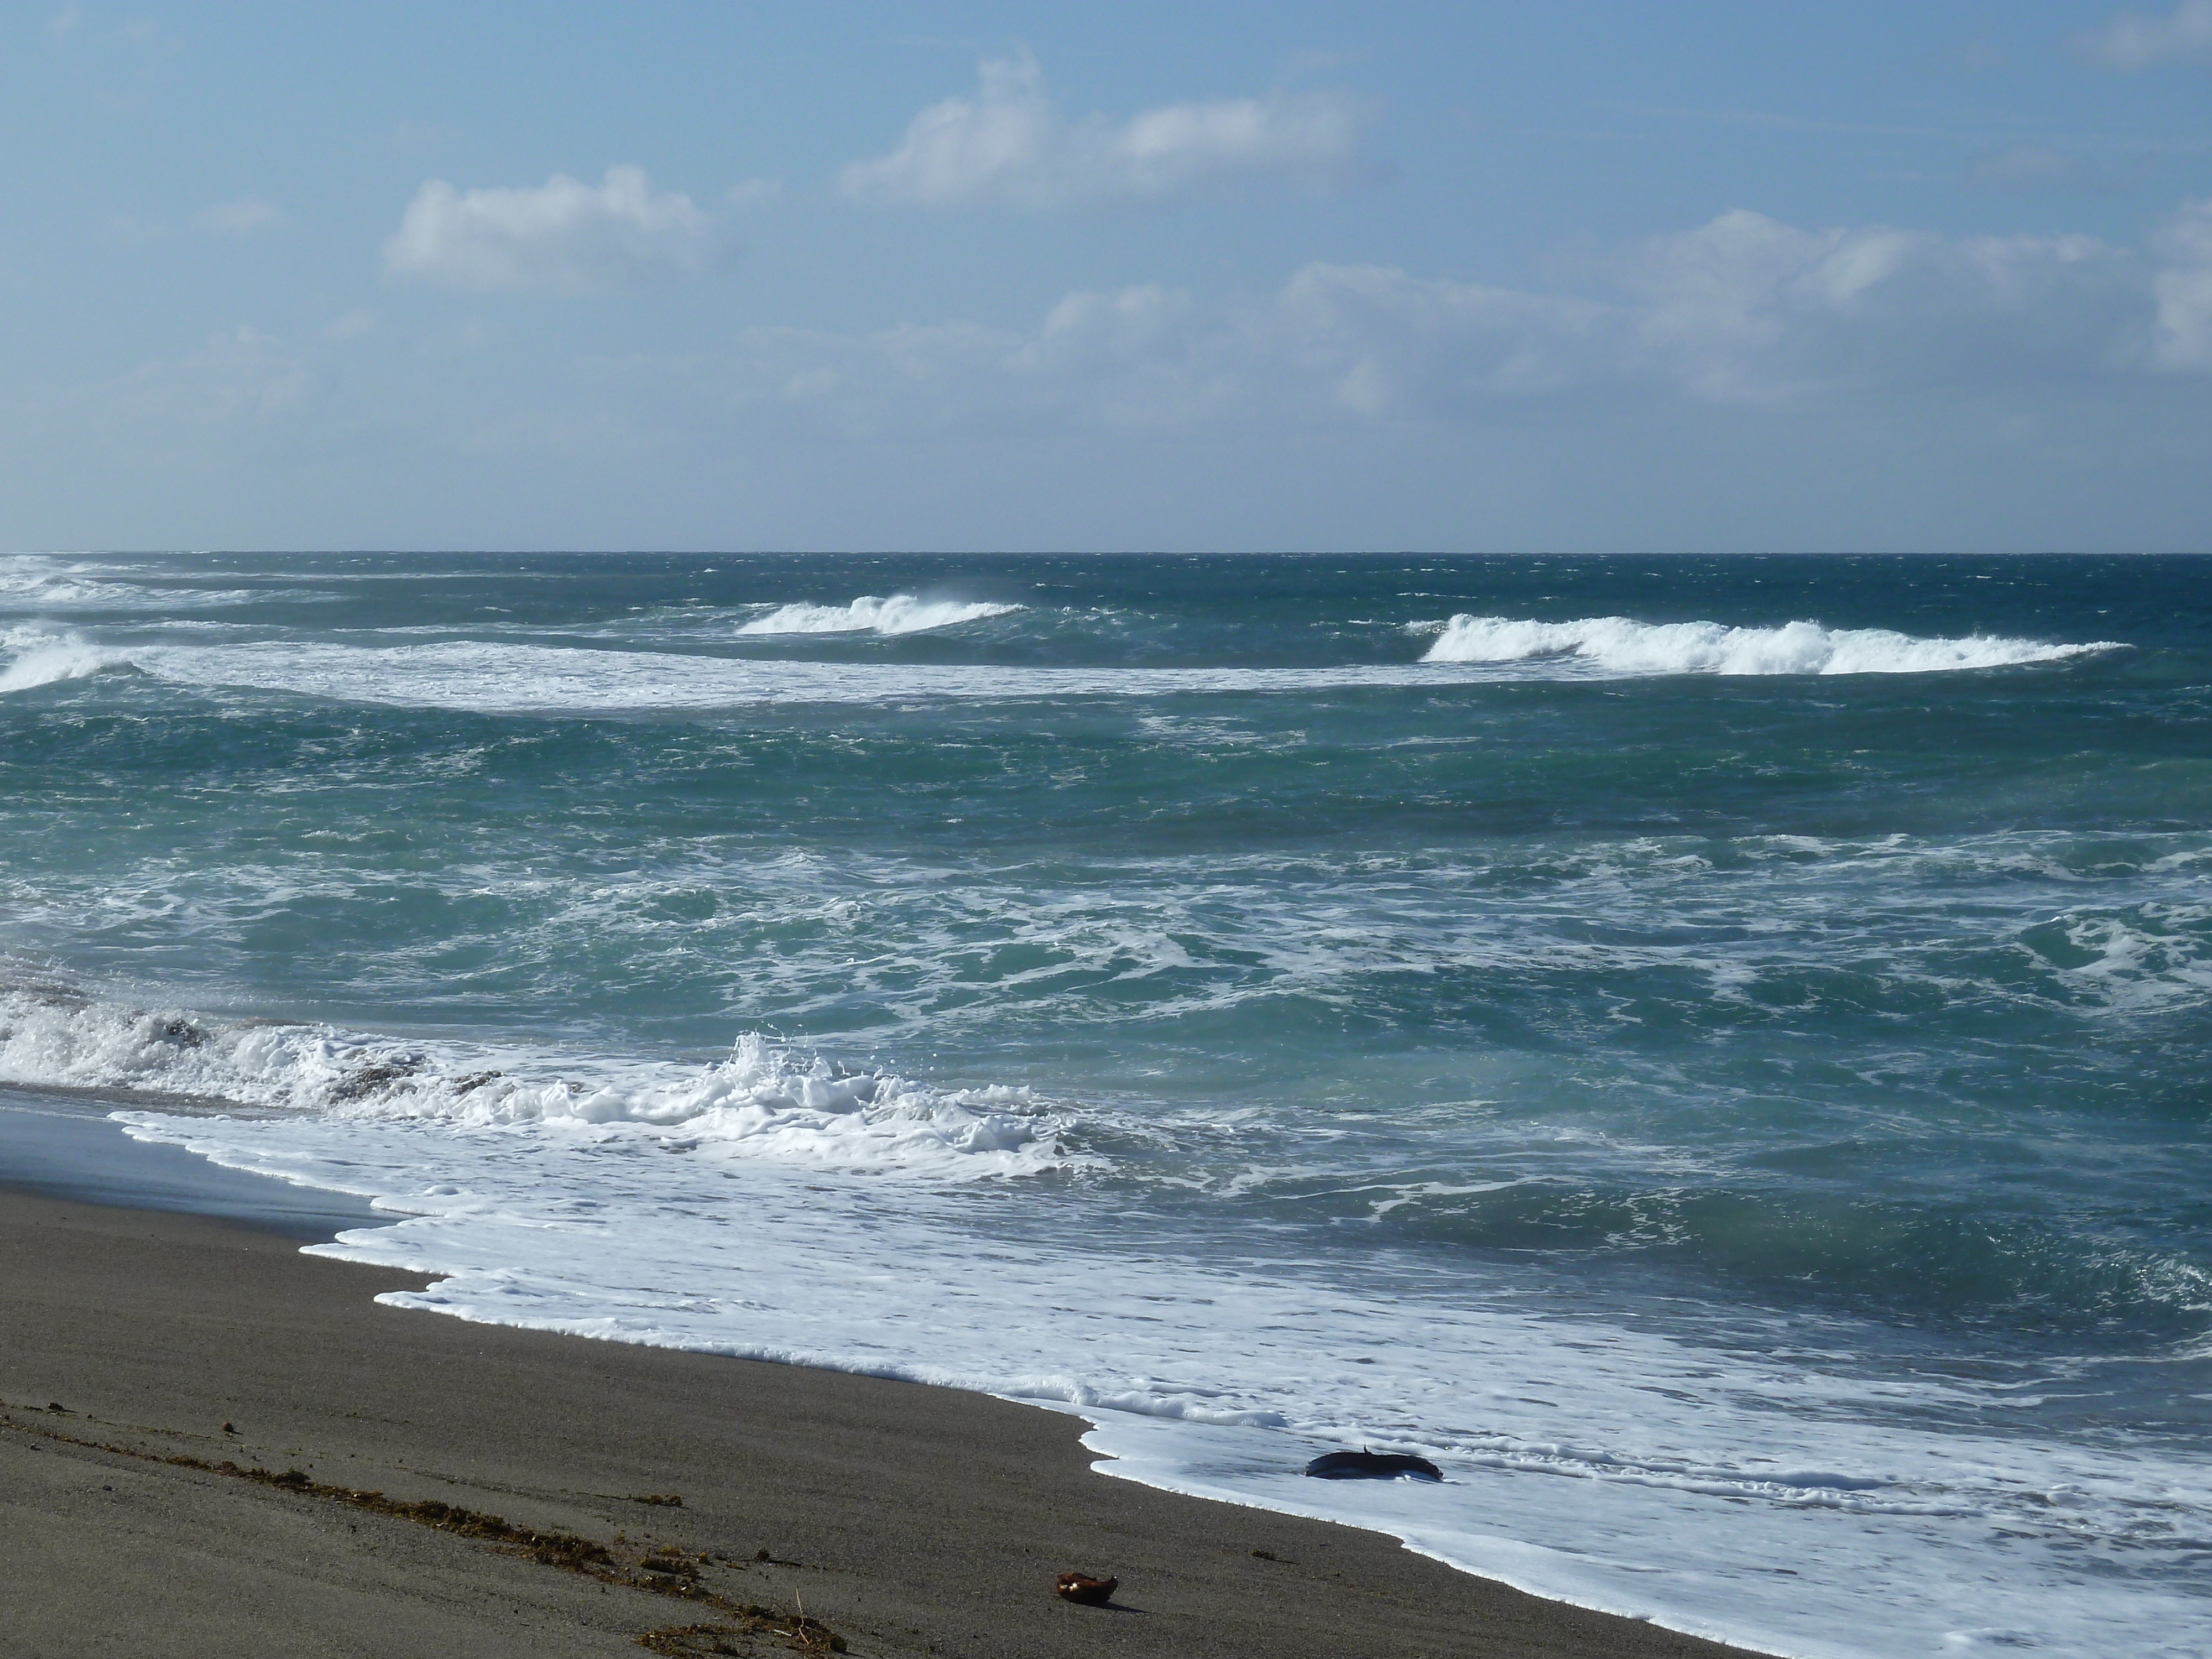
[1417,614,2123,675]
[0,984,1076,1181]
[737,594,1022,636]
[0,629,132,692]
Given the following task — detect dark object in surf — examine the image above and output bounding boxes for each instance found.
[1055,1572,1118,1605]
[1303,1449,1443,1481]
[329,1058,421,1102]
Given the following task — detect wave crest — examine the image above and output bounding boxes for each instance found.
[1417,614,2124,676]
[0,629,133,692]
[737,594,1022,636]
[0,983,1073,1179]
[0,554,265,613]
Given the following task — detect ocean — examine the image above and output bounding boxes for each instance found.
[1,549,2206,1658]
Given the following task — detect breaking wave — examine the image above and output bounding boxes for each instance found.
[1417,615,2124,675]
[737,594,1023,636]
[0,981,1072,1180]
[0,629,132,692]
[0,554,267,613]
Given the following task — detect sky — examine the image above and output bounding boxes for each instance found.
[3,1,2210,553]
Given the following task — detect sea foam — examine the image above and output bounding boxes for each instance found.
[1418,614,2122,675]
[92,1070,2212,1659]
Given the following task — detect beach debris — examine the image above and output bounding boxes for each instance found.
[1054,1571,1118,1605]
[641,1547,700,1580]
[637,1607,846,1655]
[1303,1449,1443,1481]
[12,1414,849,1646]
[46,1402,69,1413]
[632,1491,685,1506]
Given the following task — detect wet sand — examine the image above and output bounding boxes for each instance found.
[0,1188,1768,1658]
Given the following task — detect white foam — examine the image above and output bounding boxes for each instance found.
[737,594,1023,635]
[118,638,1481,712]
[1418,614,2122,675]
[93,1094,2212,1659]
[8,961,2206,1658]
[0,990,1070,1180]
[80,625,2125,719]
[0,628,131,692]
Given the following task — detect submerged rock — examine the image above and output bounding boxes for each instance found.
[1303,1450,1443,1481]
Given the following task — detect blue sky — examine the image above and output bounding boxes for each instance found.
[4,2,2210,551]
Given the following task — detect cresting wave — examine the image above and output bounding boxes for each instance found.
[0,554,268,613]
[13,630,2126,716]
[737,593,1024,635]
[0,628,129,692]
[1417,614,2125,674]
[0,982,1069,1180]
[49,638,1479,711]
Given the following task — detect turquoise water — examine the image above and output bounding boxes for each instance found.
[2,551,2207,1656]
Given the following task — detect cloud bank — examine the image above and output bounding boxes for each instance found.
[383,166,715,294]
[2080,0,2212,69]
[54,196,2212,552]
[707,201,2210,440]
[115,199,2212,455]
[838,51,1360,207]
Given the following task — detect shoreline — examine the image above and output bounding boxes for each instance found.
[0,1183,1773,1657]
[0,1089,391,1239]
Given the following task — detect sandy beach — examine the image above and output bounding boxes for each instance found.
[0,1187,1768,1658]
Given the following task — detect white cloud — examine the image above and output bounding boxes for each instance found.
[708,268,1618,440]
[194,197,280,236]
[1620,210,2138,400]
[382,166,716,294]
[2079,1,2212,69]
[838,50,1360,207]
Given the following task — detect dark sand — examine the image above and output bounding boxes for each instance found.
[0,1190,1768,1658]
